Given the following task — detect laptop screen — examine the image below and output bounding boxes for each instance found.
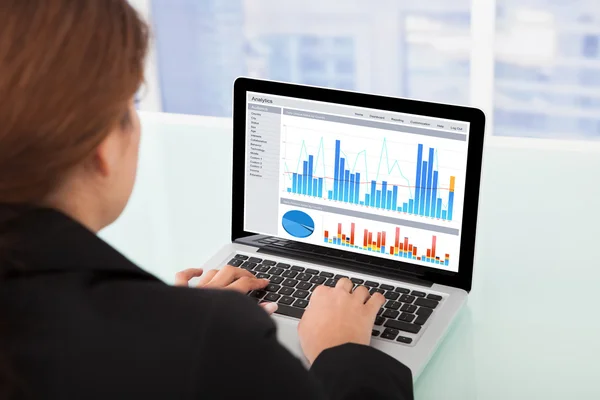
[243,91,470,273]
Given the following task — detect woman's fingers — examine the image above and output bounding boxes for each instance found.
[174,268,204,287]
[205,265,254,288]
[352,285,371,303]
[259,301,278,315]
[365,292,386,315]
[335,277,353,293]
[195,269,219,287]
[227,276,269,293]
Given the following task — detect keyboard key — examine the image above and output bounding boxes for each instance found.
[380,284,394,291]
[427,294,443,301]
[270,276,284,284]
[275,303,304,318]
[384,291,399,300]
[293,290,309,299]
[385,301,401,310]
[262,260,277,266]
[296,282,312,290]
[399,312,416,322]
[265,284,281,292]
[249,290,266,299]
[228,259,243,267]
[400,294,416,303]
[382,309,399,319]
[395,287,410,294]
[371,330,381,337]
[277,263,291,269]
[264,293,281,302]
[381,328,399,340]
[254,265,269,273]
[241,261,257,270]
[400,304,417,313]
[310,276,326,285]
[282,279,298,287]
[278,287,294,296]
[297,273,311,281]
[416,307,433,317]
[248,257,263,263]
[334,274,349,280]
[250,271,257,276]
[350,278,364,285]
[384,319,422,334]
[414,298,439,309]
[293,299,309,308]
[269,267,284,276]
[377,308,384,316]
[324,279,337,287]
[319,271,334,278]
[396,336,413,344]
[306,268,319,275]
[374,316,385,326]
[411,290,426,297]
[291,266,305,272]
[370,288,385,295]
[364,281,379,288]
[414,315,430,326]
[278,296,294,306]
[256,273,270,280]
[234,254,249,260]
[282,270,298,278]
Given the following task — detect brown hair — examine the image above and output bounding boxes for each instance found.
[0,0,149,395]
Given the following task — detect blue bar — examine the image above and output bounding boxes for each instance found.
[386,191,392,210]
[308,155,314,196]
[376,190,382,208]
[354,172,361,204]
[292,173,298,193]
[445,260,449,266]
[365,194,370,206]
[409,199,414,213]
[403,202,408,212]
[334,140,341,200]
[342,170,349,202]
[425,148,434,217]
[381,181,388,208]
[339,158,345,201]
[392,186,398,211]
[419,161,427,214]
[298,175,303,195]
[381,246,385,254]
[436,198,442,219]
[359,201,364,205]
[328,190,333,199]
[442,210,447,220]
[302,161,308,195]
[318,178,323,198]
[432,171,438,218]
[312,179,318,197]
[324,238,328,243]
[349,174,355,204]
[370,181,377,207]
[415,144,423,214]
[287,188,291,192]
[448,192,454,220]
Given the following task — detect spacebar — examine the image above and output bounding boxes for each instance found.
[274,304,305,319]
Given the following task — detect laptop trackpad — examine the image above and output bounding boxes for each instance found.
[273,316,308,367]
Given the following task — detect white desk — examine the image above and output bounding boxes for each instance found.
[101,112,600,400]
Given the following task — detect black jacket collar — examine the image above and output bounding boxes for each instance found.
[3,207,157,280]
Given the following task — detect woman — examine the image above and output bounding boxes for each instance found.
[0,1,413,399]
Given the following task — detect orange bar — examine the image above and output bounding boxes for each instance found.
[337,223,342,238]
[408,244,413,251]
[377,232,381,249]
[368,232,373,246]
[382,231,386,247]
[412,246,417,256]
[399,243,403,251]
[450,176,456,192]
[350,223,355,245]
[390,246,394,255]
[427,249,431,257]
[404,237,408,251]
[363,229,368,247]
[432,236,437,258]
[324,230,329,239]
[342,234,346,242]
[395,227,400,249]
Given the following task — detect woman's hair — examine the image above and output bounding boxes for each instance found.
[0,0,149,395]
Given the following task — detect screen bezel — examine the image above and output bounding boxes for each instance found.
[232,77,485,292]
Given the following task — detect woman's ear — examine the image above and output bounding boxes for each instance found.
[92,130,122,178]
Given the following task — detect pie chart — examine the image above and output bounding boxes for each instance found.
[282,210,315,238]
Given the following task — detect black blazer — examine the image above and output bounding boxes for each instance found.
[1,208,413,399]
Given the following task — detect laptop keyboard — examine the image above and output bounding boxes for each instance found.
[226,254,444,345]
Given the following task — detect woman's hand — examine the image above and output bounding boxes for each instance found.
[174,266,278,314]
[298,278,385,364]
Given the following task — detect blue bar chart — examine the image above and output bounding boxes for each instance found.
[286,139,456,221]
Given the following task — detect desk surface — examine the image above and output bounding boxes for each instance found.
[101,112,600,400]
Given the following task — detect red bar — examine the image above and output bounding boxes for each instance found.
[390,246,394,255]
[432,236,437,258]
[445,253,450,258]
[395,227,400,249]
[324,230,329,239]
[404,237,409,251]
[412,246,417,256]
[363,229,368,247]
[399,243,403,251]
[377,232,381,249]
[408,244,413,251]
[337,223,342,236]
[368,232,373,247]
[342,234,346,242]
[382,231,386,247]
[427,249,431,257]
[350,223,355,245]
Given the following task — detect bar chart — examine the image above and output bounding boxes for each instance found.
[286,139,456,221]
[323,220,451,267]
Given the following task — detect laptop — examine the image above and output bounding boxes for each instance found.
[203,77,485,379]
